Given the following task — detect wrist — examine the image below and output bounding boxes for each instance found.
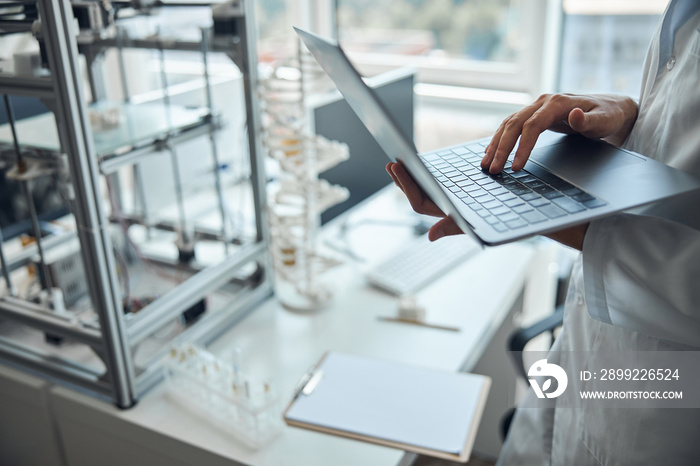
[608,97,639,146]
[544,223,590,251]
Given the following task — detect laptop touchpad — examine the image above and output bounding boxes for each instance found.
[529,135,644,180]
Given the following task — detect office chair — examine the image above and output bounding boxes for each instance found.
[507,304,565,380]
[499,254,571,441]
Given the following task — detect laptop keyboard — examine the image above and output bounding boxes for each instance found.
[420,142,607,232]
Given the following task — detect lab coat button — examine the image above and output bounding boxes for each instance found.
[576,293,584,305]
[667,56,676,71]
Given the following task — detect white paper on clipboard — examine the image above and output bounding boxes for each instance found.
[284,352,491,462]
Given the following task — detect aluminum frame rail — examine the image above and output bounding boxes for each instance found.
[128,242,265,345]
[225,0,267,244]
[0,0,270,408]
[0,75,54,99]
[97,112,221,174]
[36,0,137,408]
[133,277,272,397]
[0,336,112,397]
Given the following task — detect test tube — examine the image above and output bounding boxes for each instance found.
[231,347,244,378]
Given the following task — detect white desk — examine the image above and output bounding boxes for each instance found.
[45,190,537,466]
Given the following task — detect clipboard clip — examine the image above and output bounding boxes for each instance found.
[292,366,325,399]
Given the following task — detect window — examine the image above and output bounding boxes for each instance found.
[558,0,669,96]
[256,1,671,101]
[336,0,549,95]
[257,0,295,62]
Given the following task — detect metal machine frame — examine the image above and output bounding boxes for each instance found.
[0,0,270,408]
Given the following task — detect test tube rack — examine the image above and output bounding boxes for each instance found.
[164,344,281,448]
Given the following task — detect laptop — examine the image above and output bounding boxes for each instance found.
[295,28,700,246]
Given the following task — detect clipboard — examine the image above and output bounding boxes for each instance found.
[283,352,491,463]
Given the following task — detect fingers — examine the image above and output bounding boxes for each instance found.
[428,217,462,241]
[511,106,564,171]
[489,116,531,173]
[385,163,462,242]
[390,163,445,217]
[482,94,633,173]
[481,123,506,169]
[386,162,402,191]
[482,99,545,173]
[484,94,594,174]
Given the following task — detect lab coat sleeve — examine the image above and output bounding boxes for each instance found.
[582,213,700,347]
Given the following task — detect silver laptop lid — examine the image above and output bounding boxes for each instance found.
[295,27,483,245]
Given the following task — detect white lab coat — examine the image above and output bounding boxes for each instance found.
[498,3,700,465]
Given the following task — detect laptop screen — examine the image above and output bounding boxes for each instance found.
[295,28,417,164]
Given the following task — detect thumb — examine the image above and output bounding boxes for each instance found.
[428,217,463,241]
[567,107,608,138]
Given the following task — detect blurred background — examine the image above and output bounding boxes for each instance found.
[258,0,667,149]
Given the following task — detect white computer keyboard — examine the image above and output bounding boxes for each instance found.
[365,233,481,296]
